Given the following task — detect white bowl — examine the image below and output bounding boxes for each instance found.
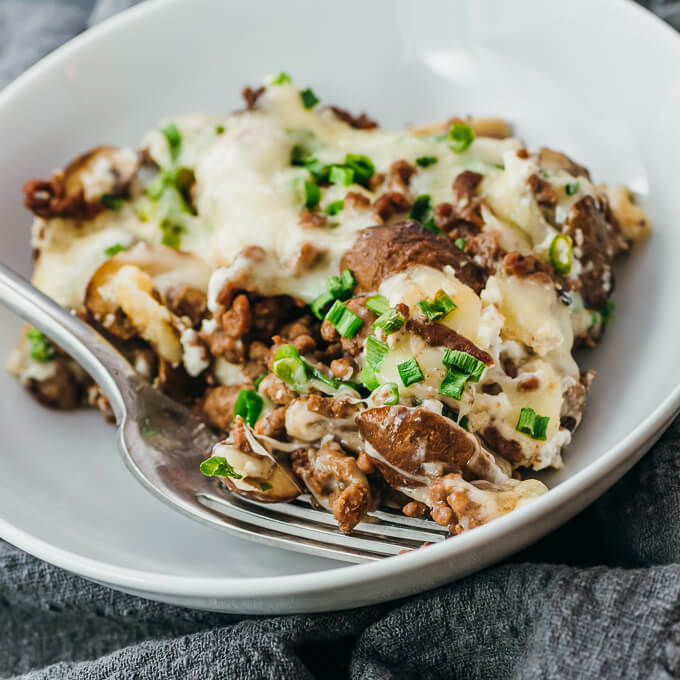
[0,0,678,614]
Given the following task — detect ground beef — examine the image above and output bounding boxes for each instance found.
[242,85,264,110]
[503,251,553,285]
[23,178,102,220]
[538,147,591,180]
[341,222,486,294]
[257,374,296,406]
[27,362,87,410]
[373,191,411,221]
[328,105,378,130]
[254,406,288,439]
[163,285,207,327]
[339,296,376,357]
[481,426,524,466]
[199,384,244,432]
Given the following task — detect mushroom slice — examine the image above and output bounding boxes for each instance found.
[208,419,301,503]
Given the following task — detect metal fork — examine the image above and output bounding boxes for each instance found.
[0,263,448,562]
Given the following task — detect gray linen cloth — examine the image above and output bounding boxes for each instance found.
[1,1,679,678]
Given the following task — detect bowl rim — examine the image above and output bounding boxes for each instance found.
[0,0,678,603]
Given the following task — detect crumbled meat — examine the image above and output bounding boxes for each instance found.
[232,415,254,453]
[538,147,591,180]
[481,382,502,395]
[242,85,265,110]
[527,173,558,224]
[465,230,505,276]
[564,195,623,310]
[503,251,553,286]
[432,202,480,239]
[502,356,518,379]
[218,294,252,338]
[328,105,378,130]
[402,501,428,518]
[451,170,484,228]
[258,374,296,406]
[28,362,86,410]
[341,222,486,294]
[250,295,296,340]
[299,210,328,229]
[155,358,206,406]
[306,393,357,419]
[200,328,246,363]
[254,406,288,439]
[291,440,372,533]
[405,319,493,365]
[389,160,417,190]
[292,333,317,355]
[320,319,339,342]
[163,285,207,327]
[344,191,371,210]
[197,385,243,431]
[87,384,114,423]
[293,241,327,275]
[330,357,356,380]
[356,450,376,474]
[368,172,386,191]
[518,375,540,391]
[373,191,411,221]
[560,370,595,431]
[516,149,530,159]
[356,406,478,488]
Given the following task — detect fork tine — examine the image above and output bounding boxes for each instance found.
[197,488,448,562]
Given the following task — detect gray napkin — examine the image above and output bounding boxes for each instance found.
[1,2,679,678]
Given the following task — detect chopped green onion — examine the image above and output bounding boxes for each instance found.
[602,298,615,324]
[260,482,273,491]
[447,122,475,153]
[326,199,344,216]
[254,374,266,389]
[272,347,308,391]
[439,369,469,400]
[360,365,380,391]
[233,389,264,427]
[410,194,433,223]
[271,71,291,84]
[300,88,319,109]
[417,290,457,322]
[373,308,405,335]
[366,295,390,316]
[454,238,466,250]
[329,165,354,186]
[326,269,355,299]
[459,415,469,431]
[104,243,127,257]
[304,180,321,209]
[549,234,573,276]
[344,154,375,187]
[215,124,226,135]
[539,169,550,179]
[365,336,389,369]
[565,181,580,196]
[101,194,123,210]
[26,328,55,363]
[494,163,505,170]
[200,456,242,479]
[397,357,424,387]
[416,156,438,168]
[442,349,486,382]
[516,407,550,441]
[161,122,182,162]
[310,270,356,319]
[160,221,184,249]
[325,300,363,338]
[311,291,335,320]
[383,383,400,405]
[303,158,329,182]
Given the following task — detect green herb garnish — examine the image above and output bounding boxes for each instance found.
[104,243,127,257]
[271,71,291,84]
[233,389,264,427]
[439,369,469,400]
[260,482,273,491]
[397,357,424,387]
[329,165,354,186]
[215,124,226,135]
[325,300,363,338]
[565,181,580,196]
[454,238,466,250]
[549,234,573,276]
[516,407,550,441]
[417,290,457,322]
[200,456,242,479]
[254,374,266,389]
[101,194,123,210]
[365,335,389,369]
[416,156,438,168]
[300,88,320,109]
[326,199,344,216]
[459,415,469,431]
[410,194,433,223]
[161,122,182,162]
[373,308,405,335]
[442,349,486,382]
[447,122,475,153]
[26,328,55,363]
[344,154,375,187]
[366,295,390,316]
[310,270,356,319]
[304,180,321,209]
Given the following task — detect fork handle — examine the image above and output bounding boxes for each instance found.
[0,262,132,422]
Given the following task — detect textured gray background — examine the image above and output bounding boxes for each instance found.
[1,1,679,678]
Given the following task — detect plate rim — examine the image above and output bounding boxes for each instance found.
[1,0,679,605]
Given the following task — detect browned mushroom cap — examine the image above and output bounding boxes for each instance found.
[340,221,486,294]
[537,147,590,180]
[24,146,140,219]
[356,406,479,489]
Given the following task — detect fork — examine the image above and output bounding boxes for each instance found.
[0,263,449,562]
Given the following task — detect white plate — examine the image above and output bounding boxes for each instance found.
[1,0,679,614]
